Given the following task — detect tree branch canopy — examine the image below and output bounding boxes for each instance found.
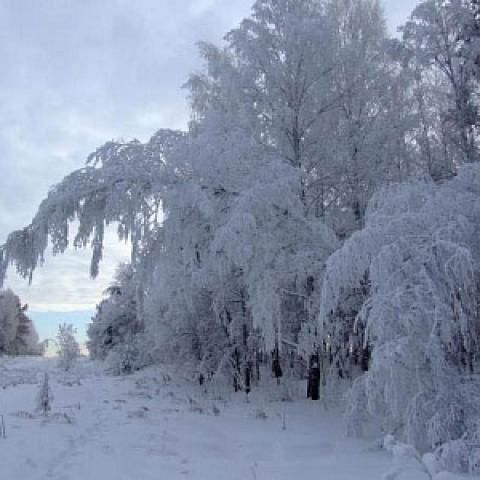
[0,129,185,286]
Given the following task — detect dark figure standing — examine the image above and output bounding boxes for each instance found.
[307,356,321,400]
[272,355,283,384]
[245,364,251,395]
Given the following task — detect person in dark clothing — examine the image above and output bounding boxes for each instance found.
[307,355,321,400]
[245,365,251,395]
[272,356,283,384]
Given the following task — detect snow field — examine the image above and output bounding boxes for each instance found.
[0,357,467,479]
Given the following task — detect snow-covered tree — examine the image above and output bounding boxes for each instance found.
[321,0,417,232]
[0,0,412,386]
[88,263,153,373]
[402,0,480,169]
[320,163,480,470]
[87,263,140,359]
[0,289,40,355]
[56,323,80,371]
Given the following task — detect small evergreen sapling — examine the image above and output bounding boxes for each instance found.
[36,373,53,416]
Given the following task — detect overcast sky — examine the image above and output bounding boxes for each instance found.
[0,0,419,335]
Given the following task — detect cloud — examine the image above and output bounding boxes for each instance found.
[0,0,419,312]
[5,228,130,311]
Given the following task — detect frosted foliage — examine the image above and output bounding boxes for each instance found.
[320,164,480,464]
[146,0,346,357]
[56,323,80,371]
[0,0,454,431]
[104,333,152,375]
[0,289,40,355]
[402,0,480,169]
[0,0,406,362]
[88,264,152,373]
[0,290,19,349]
[250,274,281,350]
[0,129,185,286]
[207,162,336,350]
[344,377,369,437]
[87,264,140,361]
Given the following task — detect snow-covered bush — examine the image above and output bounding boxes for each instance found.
[320,164,480,470]
[56,323,80,371]
[105,333,152,375]
[431,419,480,474]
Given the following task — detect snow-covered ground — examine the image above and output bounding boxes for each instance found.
[0,357,468,479]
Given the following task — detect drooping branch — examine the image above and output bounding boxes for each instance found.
[0,129,186,287]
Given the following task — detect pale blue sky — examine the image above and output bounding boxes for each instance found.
[0,0,420,342]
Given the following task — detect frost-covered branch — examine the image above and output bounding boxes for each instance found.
[0,129,185,286]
